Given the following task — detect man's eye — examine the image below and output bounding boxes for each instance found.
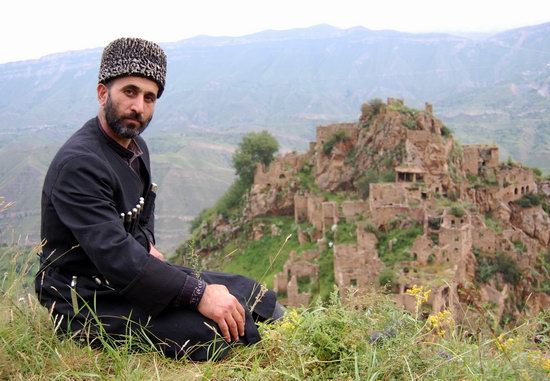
[125,89,136,96]
[145,95,156,103]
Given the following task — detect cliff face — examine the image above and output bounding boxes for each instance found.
[192,98,550,325]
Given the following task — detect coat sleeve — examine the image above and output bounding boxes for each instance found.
[50,154,202,316]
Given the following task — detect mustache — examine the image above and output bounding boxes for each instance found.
[123,111,145,123]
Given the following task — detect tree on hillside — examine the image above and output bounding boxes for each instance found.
[232,131,279,184]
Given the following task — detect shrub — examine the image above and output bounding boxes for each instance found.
[355,169,380,199]
[378,267,396,289]
[428,217,442,230]
[449,206,465,218]
[323,130,350,155]
[441,125,452,137]
[360,98,384,124]
[334,221,357,244]
[403,117,417,130]
[496,252,522,285]
[514,193,543,208]
[474,249,522,286]
[377,222,424,266]
[233,130,279,185]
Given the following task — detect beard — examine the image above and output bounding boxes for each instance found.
[104,94,153,139]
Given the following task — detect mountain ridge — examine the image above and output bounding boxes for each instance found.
[0,22,549,249]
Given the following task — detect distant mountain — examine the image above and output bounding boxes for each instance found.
[0,23,549,249]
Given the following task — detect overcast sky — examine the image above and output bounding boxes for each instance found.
[2,0,549,64]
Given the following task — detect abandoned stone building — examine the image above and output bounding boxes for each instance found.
[254,99,548,316]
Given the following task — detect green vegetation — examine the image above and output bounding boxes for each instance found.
[297,163,321,194]
[232,130,279,185]
[533,250,550,294]
[513,240,526,254]
[359,98,385,128]
[322,130,350,155]
[334,221,357,244]
[473,248,522,286]
[402,117,417,130]
[355,168,396,199]
[387,101,418,119]
[447,141,464,183]
[317,248,335,302]
[378,267,397,289]
[513,193,545,208]
[218,217,303,289]
[3,249,549,380]
[187,131,280,245]
[377,221,424,266]
[485,215,504,234]
[449,206,465,218]
[428,217,442,230]
[441,125,452,138]
[532,167,543,179]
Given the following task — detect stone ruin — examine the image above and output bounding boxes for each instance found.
[273,250,319,306]
[247,98,549,318]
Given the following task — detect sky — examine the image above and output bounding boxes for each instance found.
[2,0,549,64]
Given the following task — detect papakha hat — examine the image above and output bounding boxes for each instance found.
[98,37,167,98]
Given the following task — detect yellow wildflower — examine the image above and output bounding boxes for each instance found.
[278,308,301,333]
[495,333,516,352]
[405,284,431,303]
[405,284,431,318]
[426,309,454,337]
[528,350,550,372]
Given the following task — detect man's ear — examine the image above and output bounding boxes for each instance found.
[97,83,109,107]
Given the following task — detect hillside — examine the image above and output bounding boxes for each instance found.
[0,22,549,248]
[183,98,550,328]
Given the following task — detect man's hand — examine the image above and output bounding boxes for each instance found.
[197,284,245,342]
[149,244,165,261]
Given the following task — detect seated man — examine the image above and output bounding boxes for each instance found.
[35,37,283,361]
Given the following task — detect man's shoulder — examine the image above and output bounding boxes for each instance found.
[57,118,102,154]
[49,118,108,171]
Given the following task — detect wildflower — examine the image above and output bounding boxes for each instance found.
[528,351,550,372]
[405,284,431,303]
[426,309,454,337]
[278,308,301,334]
[405,284,431,318]
[495,333,516,352]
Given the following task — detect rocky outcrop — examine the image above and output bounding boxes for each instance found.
[246,182,297,219]
[510,205,550,246]
[192,98,550,324]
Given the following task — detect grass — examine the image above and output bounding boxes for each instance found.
[1,245,550,379]
[377,222,424,266]
[219,217,309,289]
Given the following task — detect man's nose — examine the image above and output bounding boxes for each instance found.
[130,96,145,115]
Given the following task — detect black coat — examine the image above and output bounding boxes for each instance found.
[36,118,277,360]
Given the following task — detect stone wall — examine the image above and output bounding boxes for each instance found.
[273,250,320,307]
[341,200,369,222]
[497,166,537,204]
[315,123,359,146]
[254,151,305,187]
[371,206,425,227]
[369,183,412,208]
[333,231,382,290]
[462,145,499,175]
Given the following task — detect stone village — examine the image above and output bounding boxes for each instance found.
[196,98,550,324]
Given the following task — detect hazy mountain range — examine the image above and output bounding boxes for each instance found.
[0,23,549,250]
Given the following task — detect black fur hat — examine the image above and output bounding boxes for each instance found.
[98,37,167,97]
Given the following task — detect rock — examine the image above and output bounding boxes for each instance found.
[510,205,550,245]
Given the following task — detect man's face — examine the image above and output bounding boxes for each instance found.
[100,77,158,140]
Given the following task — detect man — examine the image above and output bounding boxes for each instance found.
[35,37,282,361]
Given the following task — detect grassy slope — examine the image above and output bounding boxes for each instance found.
[1,245,549,380]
